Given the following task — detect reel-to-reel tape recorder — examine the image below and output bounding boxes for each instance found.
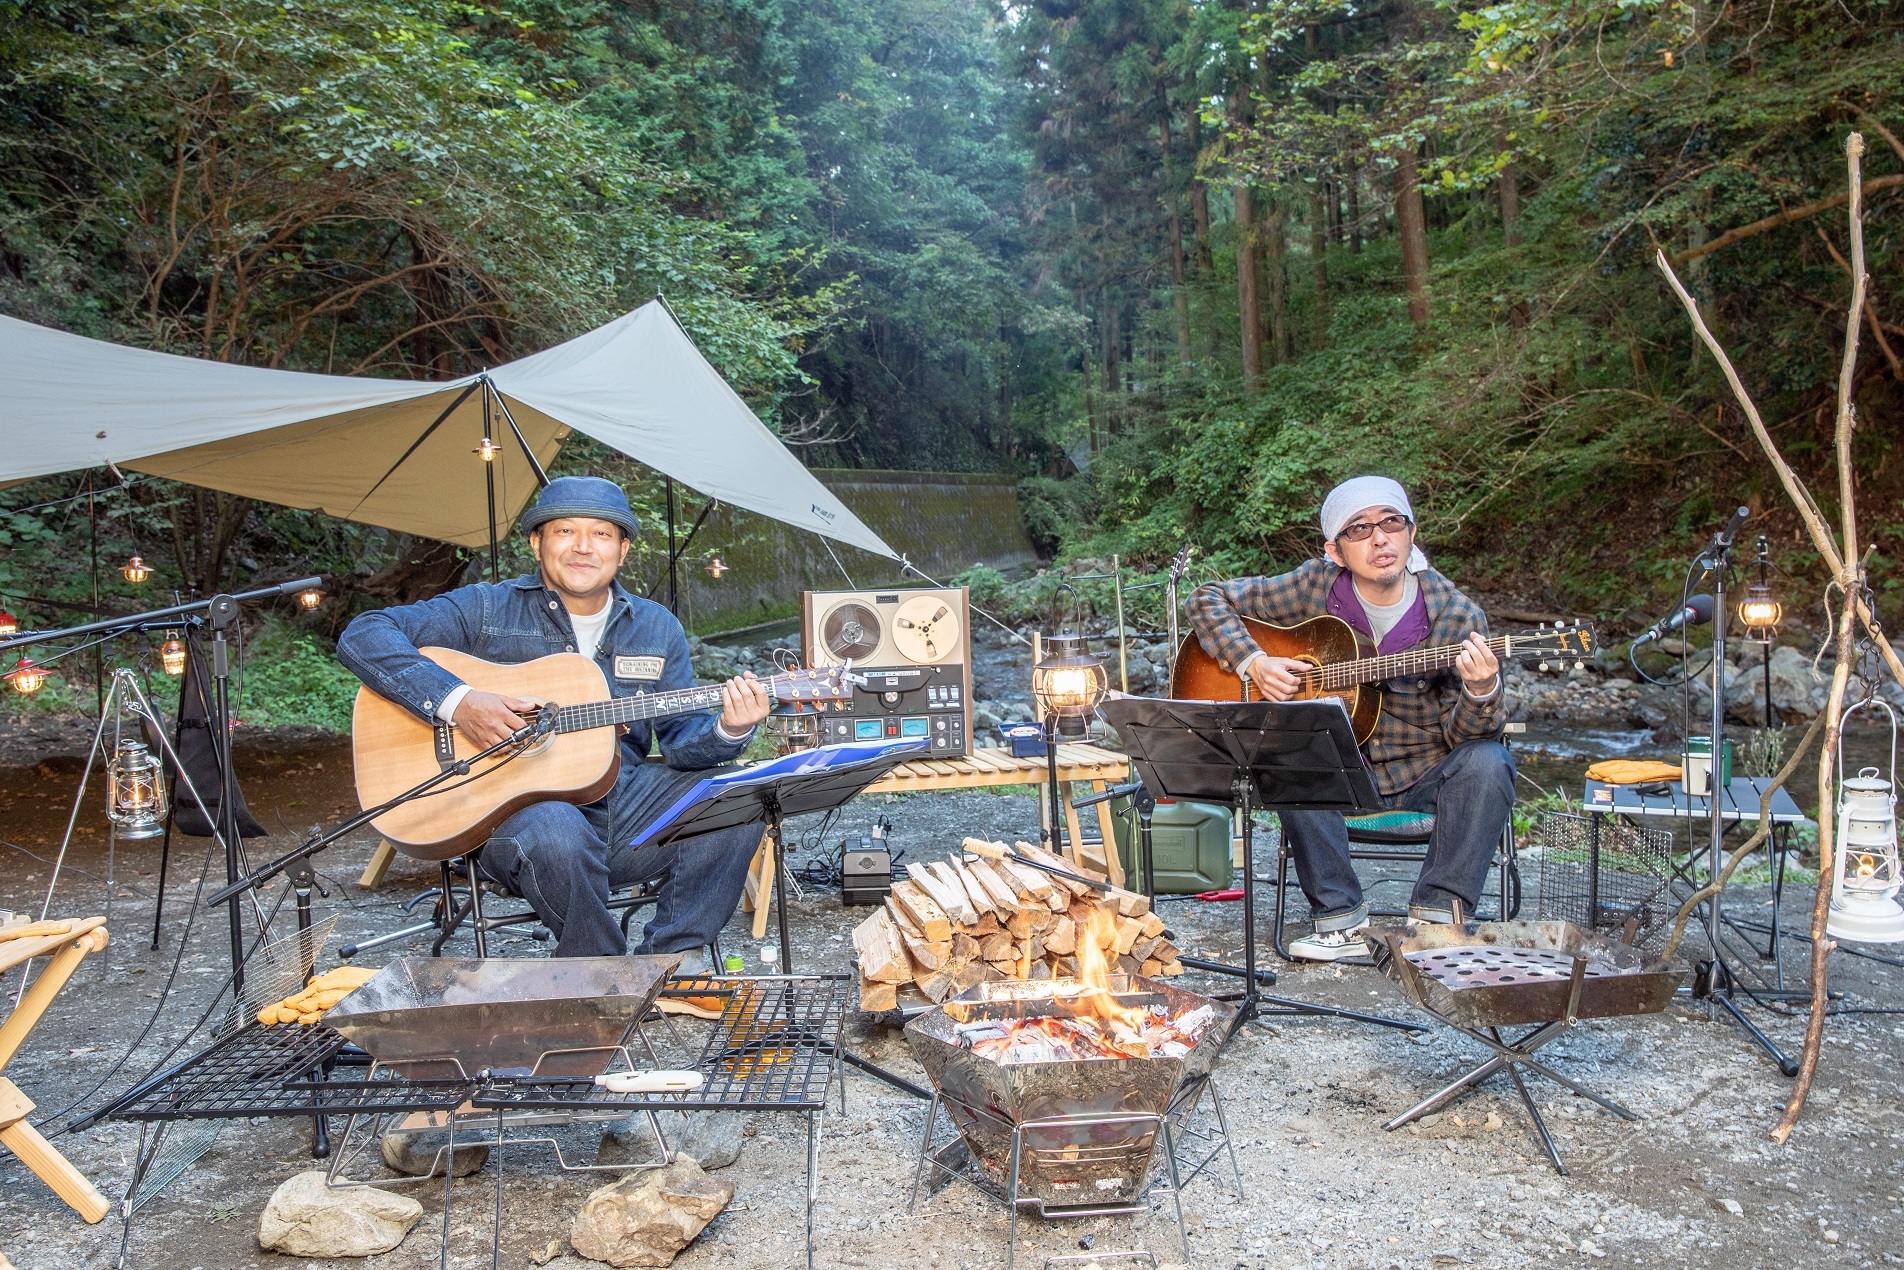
[802,586,972,757]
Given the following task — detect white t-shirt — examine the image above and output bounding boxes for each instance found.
[1356,571,1418,648]
[567,602,612,660]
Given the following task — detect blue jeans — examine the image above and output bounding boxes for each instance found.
[1279,740,1514,931]
[477,759,760,958]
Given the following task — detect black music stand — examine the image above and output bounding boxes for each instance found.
[1100,696,1418,1039]
[635,738,934,1098]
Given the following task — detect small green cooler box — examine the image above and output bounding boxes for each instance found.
[1108,797,1233,894]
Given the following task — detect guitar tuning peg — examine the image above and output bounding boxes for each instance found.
[1574,661,1585,671]
[1538,661,1551,672]
[1537,621,1547,629]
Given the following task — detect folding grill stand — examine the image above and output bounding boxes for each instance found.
[636,741,936,1098]
[1376,951,1640,1176]
[908,1072,1244,1270]
[1099,697,1419,1040]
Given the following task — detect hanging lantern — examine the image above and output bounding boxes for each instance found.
[296,585,324,611]
[476,437,498,463]
[120,555,152,584]
[5,656,49,695]
[1827,765,1904,945]
[0,609,16,637]
[1737,536,1782,643]
[1032,633,1108,739]
[106,737,168,840]
[160,633,187,677]
[705,555,730,580]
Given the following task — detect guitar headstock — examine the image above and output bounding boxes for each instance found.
[770,664,858,714]
[1506,619,1599,672]
[1168,543,1194,584]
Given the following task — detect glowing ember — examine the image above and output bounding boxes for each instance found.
[954,1002,1216,1063]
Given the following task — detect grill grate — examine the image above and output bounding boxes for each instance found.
[1535,812,1673,950]
[1403,945,1623,990]
[105,1023,471,1121]
[475,975,851,1113]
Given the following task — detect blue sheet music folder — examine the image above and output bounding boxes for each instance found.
[630,737,930,849]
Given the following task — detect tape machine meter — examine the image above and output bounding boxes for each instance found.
[802,586,972,758]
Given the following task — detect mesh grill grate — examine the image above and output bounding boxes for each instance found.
[1535,812,1673,950]
[475,974,852,1113]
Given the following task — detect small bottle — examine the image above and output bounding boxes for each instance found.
[760,943,780,974]
[722,952,745,975]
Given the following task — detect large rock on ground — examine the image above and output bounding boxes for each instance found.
[381,1110,491,1177]
[570,1156,735,1267]
[598,1110,744,1170]
[257,1170,422,1257]
[1768,645,1827,717]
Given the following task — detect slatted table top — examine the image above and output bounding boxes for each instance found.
[856,742,1130,793]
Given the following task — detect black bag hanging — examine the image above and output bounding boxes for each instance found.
[144,630,268,839]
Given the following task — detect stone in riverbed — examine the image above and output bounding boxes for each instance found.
[257,1170,422,1257]
[570,1156,735,1267]
[598,1109,744,1170]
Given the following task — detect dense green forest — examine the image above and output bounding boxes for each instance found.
[2,0,1900,654]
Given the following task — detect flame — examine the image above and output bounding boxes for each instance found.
[1856,854,1879,880]
[1073,907,1150,1036]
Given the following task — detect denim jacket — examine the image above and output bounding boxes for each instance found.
[336,573,750,773]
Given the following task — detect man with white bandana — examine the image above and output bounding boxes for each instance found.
[1186,476,1513,961]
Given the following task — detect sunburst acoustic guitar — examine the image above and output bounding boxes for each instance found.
[1168,615,1597,745]
[352,649,852,860]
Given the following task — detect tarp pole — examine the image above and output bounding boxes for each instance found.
[490,388,549,488]
[665,477,678,614]
[482,376,499,584]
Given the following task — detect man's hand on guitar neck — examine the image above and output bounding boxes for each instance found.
[1242,655,1310,702]
[452,690,542,749]
[718,672,772,737]
[1454,631,1502,697]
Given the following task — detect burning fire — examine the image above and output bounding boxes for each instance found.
[953,911,1214,1063]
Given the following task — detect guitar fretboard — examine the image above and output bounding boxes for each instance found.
[1300,635,1520,692]
[551,676,788,734]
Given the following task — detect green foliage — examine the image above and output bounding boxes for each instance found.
[238,621,363,732]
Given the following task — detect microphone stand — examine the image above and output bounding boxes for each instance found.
[2,579,321,991]
[1692,512,1801,1076]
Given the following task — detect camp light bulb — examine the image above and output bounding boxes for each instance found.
[296,585,323,611]
[120,555,152,584]
[705,556,730,580]
[5,657,48,695]
[1827,768,1904,944]
[107,737,168,840]
[476,437,498,463]
[160,633,187,676]
[0,609,16,637]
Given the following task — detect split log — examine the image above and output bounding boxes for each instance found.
[949,863,1000,919]
[951,932,981,962]
[978,930,1015,962]
[889,880,951,943]
[972,911,1000,937]
[858,978,898,1012]
[1044,917,1076,956]
[908,863,976,927]
[851,910,915,984]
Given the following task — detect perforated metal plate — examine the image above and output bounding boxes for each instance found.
[1403,945,1622,990]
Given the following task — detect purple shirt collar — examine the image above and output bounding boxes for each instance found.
[1327,567,1432,655]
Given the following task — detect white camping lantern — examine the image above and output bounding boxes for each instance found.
[1827,700,1904,944]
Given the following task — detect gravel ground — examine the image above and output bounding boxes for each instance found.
[2,725,1902,1269]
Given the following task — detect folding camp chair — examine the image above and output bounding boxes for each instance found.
[0,915,112,1224]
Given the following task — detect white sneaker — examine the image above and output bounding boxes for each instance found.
[1288,924,1372,962]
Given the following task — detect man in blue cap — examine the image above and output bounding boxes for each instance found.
[339,476,771,997]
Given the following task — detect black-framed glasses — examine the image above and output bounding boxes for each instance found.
[1337,513,1413,542]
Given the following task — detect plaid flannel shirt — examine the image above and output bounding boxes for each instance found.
[1185,558,1506,794]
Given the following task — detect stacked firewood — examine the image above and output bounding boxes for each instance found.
[853,837,1185,1012]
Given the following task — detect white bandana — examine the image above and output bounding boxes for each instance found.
[1319,476,1431,573]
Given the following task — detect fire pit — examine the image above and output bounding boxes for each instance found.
[1371,920,1683,1174]
[905,973,1233,1215]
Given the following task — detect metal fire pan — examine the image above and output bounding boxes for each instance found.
[904,975,1233,1210]
[325,954,680,1079]
[1371,921,1682,1031]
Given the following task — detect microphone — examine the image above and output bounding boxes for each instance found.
[1713,506,1750,550]
[1633,593,1714,646]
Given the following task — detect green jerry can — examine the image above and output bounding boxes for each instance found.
[1108,796,1233,894]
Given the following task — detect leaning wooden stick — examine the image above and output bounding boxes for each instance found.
[1655,132,1873,1143]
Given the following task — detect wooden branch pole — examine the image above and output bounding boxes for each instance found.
[1657,133,1875,1142]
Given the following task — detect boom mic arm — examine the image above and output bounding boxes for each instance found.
[1633,593,1715,646]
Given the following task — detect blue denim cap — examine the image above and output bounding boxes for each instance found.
[519,476,641,539]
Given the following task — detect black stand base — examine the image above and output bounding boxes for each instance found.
[1694,957,1801,1077]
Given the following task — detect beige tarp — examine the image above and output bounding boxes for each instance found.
[0,302,897,557]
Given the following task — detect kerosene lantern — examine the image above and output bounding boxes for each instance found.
[119,555,153,584]
[4,656,48,695]
[107,736,168,839]
[1826,699,1904,944]
[159,632,187,676]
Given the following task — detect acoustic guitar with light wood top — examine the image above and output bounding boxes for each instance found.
[1169,615,1597,744]
[352,649,852,860]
